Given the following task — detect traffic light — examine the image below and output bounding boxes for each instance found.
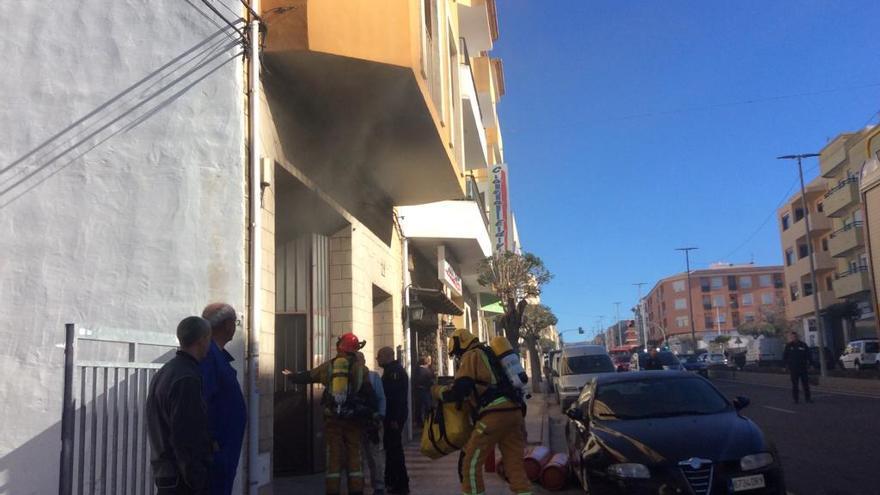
[578,326,584,334]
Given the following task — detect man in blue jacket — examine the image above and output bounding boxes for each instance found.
[200,303,247,495]
[358,351,387,495]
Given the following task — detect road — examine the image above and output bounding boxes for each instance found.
[544,380,880,495]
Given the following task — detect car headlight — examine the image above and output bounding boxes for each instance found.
[607,463,650,479]
[740,453,773,471]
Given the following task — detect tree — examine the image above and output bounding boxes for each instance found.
[519,304,558,387]
[477,251,553,346]
[737,301,792,338]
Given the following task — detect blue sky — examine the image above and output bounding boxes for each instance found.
[492,0,880,341]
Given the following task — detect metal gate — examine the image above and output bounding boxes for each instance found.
[59,323,179,495]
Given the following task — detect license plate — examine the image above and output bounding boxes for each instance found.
[732,474,766,491]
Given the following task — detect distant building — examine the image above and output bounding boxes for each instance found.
[642,264,785,346]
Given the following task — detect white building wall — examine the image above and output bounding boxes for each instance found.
[0,1,246,493]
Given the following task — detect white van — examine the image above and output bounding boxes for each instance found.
[554,344,615,410]
[839,339,879,370]
[745,337,784,366]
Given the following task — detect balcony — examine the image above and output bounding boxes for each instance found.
[833,267,871,298]
[820,136,851,178]
[781,212,831,247]
[786,250,835,280]
[459,40,488,170]
[824,178,859,218]
[788,290,838,318]
[472,55,504,162]
[828,222,865,258]
[261,0,478,205]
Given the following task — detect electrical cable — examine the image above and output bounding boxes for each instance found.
[199,0,246,39]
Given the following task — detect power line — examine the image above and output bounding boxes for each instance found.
[719,164,819,262]
[612,81,880,122]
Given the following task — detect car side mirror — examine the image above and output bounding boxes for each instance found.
[733,396,750,411]
[565,407,584,422]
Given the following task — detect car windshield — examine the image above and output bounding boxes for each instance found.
[592,377,729,419]
[638,352,679,365]
[865,342,879,353]
[561,354,615,375]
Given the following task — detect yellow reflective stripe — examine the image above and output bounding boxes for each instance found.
[468,448,481,495]
[348,471,364,477]
[326,473,341,479]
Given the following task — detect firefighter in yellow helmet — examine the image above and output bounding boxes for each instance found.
[439,328,532,495]
[284,333,376,495]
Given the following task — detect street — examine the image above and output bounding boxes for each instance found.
[542,380,880,495]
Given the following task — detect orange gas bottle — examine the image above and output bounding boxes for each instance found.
[540,453,570,491]
[523,445,552,481]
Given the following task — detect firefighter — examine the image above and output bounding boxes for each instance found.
[439,328,532,495]
[283,333,376,495]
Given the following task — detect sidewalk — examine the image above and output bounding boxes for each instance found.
[710,368,880,398]
[273,395,555,494]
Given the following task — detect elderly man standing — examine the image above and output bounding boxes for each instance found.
[200,303,247,495]
[147,316,214,494]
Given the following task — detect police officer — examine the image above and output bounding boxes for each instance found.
[284,333,376,495]
[439,329,532,495]
[377,346,409,494]
[783,331,813,404]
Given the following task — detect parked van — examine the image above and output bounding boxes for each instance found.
[745,337,784,366]
[839,339,879,370]
[553,344,615,410]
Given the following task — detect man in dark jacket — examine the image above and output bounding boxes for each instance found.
[377,346,409,494]
[643,348,663,370]
[147,316,214,494]
[200,303,247,495]
[783,331,813,403]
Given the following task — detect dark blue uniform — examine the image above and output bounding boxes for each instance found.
[200,341,247,495]
[783,340,812,403]
[381,360,410,494]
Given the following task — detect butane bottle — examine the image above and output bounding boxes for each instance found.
[489,336,529,389]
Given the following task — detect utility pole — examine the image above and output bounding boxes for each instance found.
[633,282,647,350]
[614,302,622,348]
[778,153,827,378]
[675,247,699,351]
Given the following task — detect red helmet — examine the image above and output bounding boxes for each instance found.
[337,333,365,354]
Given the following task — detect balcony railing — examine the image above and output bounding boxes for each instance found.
[824,177,860,218]
[833,265,871,298]
[465,174,490,230]
[829,221,865,258]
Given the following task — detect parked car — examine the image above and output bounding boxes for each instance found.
[554,344,616,411]
[611,351,632,372]
[839,339,879,370]
[565,372,786,494]
[809,346,836,371]
[630,350,684,371]
[678,353,709,377]
[706,353,729,367]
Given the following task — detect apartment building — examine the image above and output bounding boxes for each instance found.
[820,129,877,343]
[1,1,514,493]
[859,125,880,343]
[642,264,785,346]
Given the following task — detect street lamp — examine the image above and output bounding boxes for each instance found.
[614,302,622,348]
[633,282,647,349]
[675,247,699,348]
[778,152,827,378]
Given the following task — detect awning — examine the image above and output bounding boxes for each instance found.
[411,287,464,316]
[481,301,505,315]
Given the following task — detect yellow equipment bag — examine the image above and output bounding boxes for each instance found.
[420,399,474,459]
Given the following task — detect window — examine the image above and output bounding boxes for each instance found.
[782,213,791,230]
[675,316,689,328]
[785,248,794,266]
[744,312,756,323]
[674,298,687,310]
[711,277,723,289]
[732,312,741,327]
[729,294,738,308]
[739,276,752,289]
[821,238,829,252]
[702,295,712,310]
[789,284,799,301]
[712,295,725,307]
[672,280,686,292]
[742,293,754,305]
[794,207,805,222]
[700,277,710,292]
[704,315,714,329]
[717,312,726,323]
[817,201,824,213]
[728,276,737,291]
[561,355,615,375]
[797,244,809,259]
[803,282,814,297]
[826,276,834,291]
[774,274,784,289]
[759,275,772,288]
[761,292,774,305]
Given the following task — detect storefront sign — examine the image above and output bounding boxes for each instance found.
[439,259,463,296]
[489,164,511,252]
